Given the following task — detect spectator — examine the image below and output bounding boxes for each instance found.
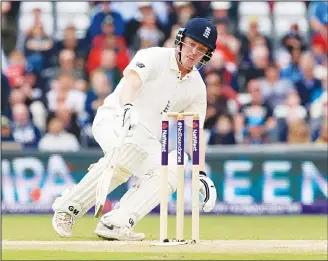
[55,24,89,61]
[315,119,328,143]
[5,50,26,88]
[1,1,11,14]
[310,64,327,123]
[240,45,270,88]
[131,12,165,54]
[242,123,271,145]
[2,48,8,72]
[1,71,11,118]
[312,31,328,65]
[308,1,328,36]
[48,104,81,142]
[18,66,48,132]
[204,103,219,130]
[99,49,121,87]
[163,24,180,48]
[6,52,46,114]
[46,71,86,120]
[281,23,307,52]
[92,14,127,50]
[239,17,272,66]
[1,1,11,34]
[274,47,292,71]
[125,2,166,48]
[214,17,240,66]
[210,2,232,31]
[89,1,125,40]
[1,115,14,142]
[48,49,86,81]
[172,2,195,27]
[274,89,308,142]
[310,90,327,121]
[21,66,47,104]
[24,22,53,72]
[311,98,327,142]
[208,114,236,145]
[280,46,303,82]
[85,69,112,124]
[259,64,295,108]
[205,50,239,91]
[236,79,276,144]
[295,52,323,108]
[38,117,80,152]
[82,69,112,147]
[11,103,41,148]
[287,118,311,144]
[110,2,169,26]
[87,34,130,74]
[190,1,211,18]
[9,88,26,109]
[7,88,31,121]
[205,71,239,117]
[24,7,43,36]
[274,89,307,121]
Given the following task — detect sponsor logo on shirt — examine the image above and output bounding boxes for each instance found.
[160,100,171,114]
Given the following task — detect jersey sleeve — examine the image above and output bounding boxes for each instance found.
[123,48,158,83]
[183,82,207,129]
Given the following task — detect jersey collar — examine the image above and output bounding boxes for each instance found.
[169,48,197,79]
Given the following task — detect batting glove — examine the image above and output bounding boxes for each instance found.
[199,171,217,212]
[115,103,139,137]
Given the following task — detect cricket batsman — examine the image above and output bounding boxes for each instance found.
[52,17,218,240]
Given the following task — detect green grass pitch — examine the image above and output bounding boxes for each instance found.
[2,214,327,260]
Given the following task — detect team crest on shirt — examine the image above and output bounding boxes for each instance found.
[136,61,145,68]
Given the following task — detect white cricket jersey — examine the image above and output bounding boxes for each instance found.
[99,47,207,140]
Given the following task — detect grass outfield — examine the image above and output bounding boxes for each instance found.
[3,250,327,260]
[2,214,328,260]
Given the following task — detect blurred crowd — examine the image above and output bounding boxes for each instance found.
[1,1,327,151]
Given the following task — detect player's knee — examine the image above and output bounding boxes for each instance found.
[113,165,131,184]
[141,150,188,194]
[116,143,148,173]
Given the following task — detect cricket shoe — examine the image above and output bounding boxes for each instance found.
[94,221,145,241]
[52,211,75,238]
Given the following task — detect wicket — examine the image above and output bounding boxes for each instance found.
[159,112,200,245]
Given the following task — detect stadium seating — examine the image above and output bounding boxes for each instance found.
[238,2,272,36]
[19,1,53,14]
[273,2,309,38]
[238,16,272,36]
[238,2,271,16]
[55,2,90,39]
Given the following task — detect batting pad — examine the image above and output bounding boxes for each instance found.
[101,150,188,228]
[52,143,147,219]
